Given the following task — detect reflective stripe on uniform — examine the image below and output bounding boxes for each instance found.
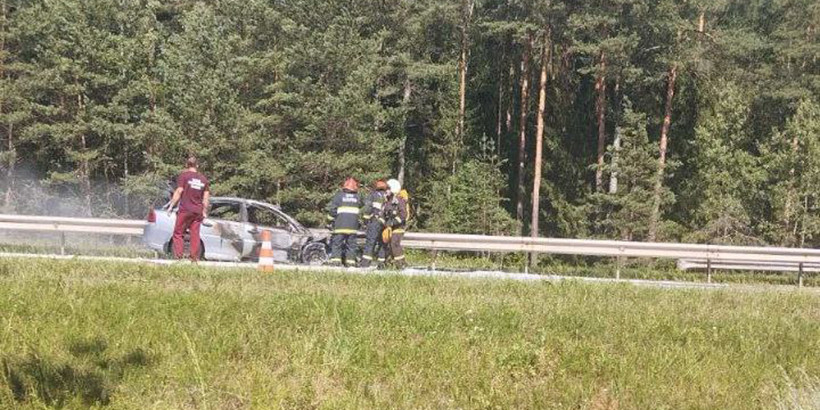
[377,258,386,262]
[334,228,358,234]
[363,215,372,220]
[337,206,360,214]
[393,228,405,234]
[326,215,335,221]
[330,258,342,262]
[362,255,373,260]
[372,202,383,210]
[394,255,405,260]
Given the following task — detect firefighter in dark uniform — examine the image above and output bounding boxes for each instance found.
[381,179,409,269]
[326,177,362,266]
[360,179,388,268]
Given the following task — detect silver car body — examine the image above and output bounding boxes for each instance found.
[143,197,330,263]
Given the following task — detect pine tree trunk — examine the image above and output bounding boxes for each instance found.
[516,33,533,233]
[800,196,808,247]
[80,134,92,217]
[608,128,621,194]
[506,58,514,140]
[594,52,607,191]
[454,0,474,176]
[496,57,504,156]
[531,29,549,238]
[4,123,13,209]
[124,150,130,217]
[77,91,93,217]
[398,80,412,185]
[397,139,406,186]
[609,78,622,195]
[782,135,799,244]
[0,0,10,210]
[648,64,678,241]
[530,28,550,265]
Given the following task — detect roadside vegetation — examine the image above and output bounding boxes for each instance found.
[1,258,819,409]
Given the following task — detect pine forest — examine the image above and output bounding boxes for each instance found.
[0,0,818,247]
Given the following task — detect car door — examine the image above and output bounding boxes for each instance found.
[200,200,248,261]
[245,203,294,262]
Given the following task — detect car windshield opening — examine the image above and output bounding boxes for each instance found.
[209,202,242,222]
[248,205,290,230]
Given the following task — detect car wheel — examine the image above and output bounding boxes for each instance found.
[301,242,328,265]
[165,239,205,261]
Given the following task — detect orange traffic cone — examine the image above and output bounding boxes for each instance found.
[258,230,275,273]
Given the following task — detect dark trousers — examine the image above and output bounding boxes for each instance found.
[172,211,203,261]
[330,233,358,265]
[388,231,405,267]
[361,219,385,265]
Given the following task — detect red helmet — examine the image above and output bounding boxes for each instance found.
[374,179,388,191]
[343,177,359,192]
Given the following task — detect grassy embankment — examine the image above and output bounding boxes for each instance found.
[1,258,820,408]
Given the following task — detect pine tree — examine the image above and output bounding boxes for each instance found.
[762,98,820,246]
[686,83,761,244]
[592,98,672,240]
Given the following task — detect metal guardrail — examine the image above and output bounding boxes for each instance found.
[677,259,818,287]
[0,214,147,235]
[403,232,820,263]
[402,232,819,286]
[0,214,147,255]
[0,214,816,286]
[678,260,820,273]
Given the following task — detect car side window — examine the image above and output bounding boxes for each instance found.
[248,206,290,230]
[209,202,242,222]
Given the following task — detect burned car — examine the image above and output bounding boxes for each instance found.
[143,197,330,264]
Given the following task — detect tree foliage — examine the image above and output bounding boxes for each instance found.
[0,0,816,245]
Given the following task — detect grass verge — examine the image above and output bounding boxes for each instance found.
[1,258,819,409]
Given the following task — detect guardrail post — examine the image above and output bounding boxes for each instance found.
[706,259,712,284]
[798,263,804,288]
[60,232,66,256]
[432,250,438,271]
[615,256,622,280]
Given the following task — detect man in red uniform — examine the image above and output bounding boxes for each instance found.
[167,156,210,261]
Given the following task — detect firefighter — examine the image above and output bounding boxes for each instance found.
[360,179,388,268]
[380,178,409,269]
[326,177,362,266]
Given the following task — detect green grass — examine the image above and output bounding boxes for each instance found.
[1,258,820,409]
